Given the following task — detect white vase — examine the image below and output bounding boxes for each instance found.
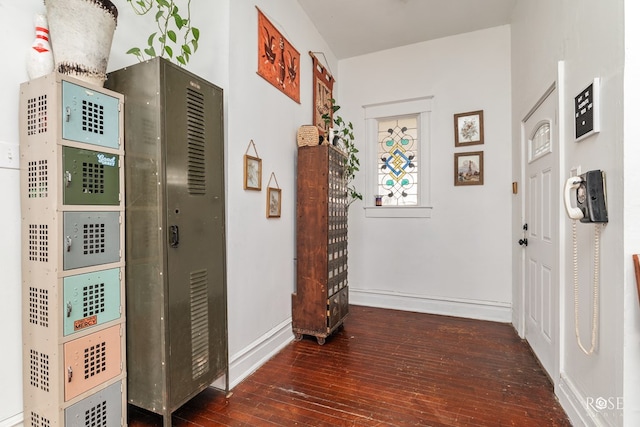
[27,14,55,80]
[45,0,118,87]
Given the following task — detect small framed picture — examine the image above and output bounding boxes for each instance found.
[454,151,484,186]
[267,187,281,218]
[244,154,262,190]
[454,110,484,147]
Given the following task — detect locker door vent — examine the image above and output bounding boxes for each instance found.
[29,349,50,392]
[190,269,209,380]
[83,223,106,255]
[85,400,108,427]
[82,161,106,195]
[83,282,106,317]
[28,224,49,263]
[30,411,51,427]
[28,160,49,199]
[29,287,49,327]
[26,94,49,136]
[82,100,105,136]
[186,88,206,195]
[84,341,107,379]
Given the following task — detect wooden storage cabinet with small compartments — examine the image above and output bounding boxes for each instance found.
[19,73,126,427]
[293,144,349,345]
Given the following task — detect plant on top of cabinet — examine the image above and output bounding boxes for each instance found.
[323,99,363,208]
[126,0,200,66]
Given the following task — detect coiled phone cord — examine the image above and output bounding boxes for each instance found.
[572,219,600,355]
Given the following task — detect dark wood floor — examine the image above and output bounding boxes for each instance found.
[128,305,571,426]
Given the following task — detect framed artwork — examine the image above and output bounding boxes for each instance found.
[454,151,484,186]
[454,110,484,147]
[244,140,262,190]
[244,155,262,190]
[310,52,334,136]
[256,7,300,103]
[267,187,282,218]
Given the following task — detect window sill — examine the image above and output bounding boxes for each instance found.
[363,206,432,218]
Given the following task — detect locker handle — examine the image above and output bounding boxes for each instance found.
[67,366,73,382]
[169,225,179,248]
[65,106,71,122]
[65,236,72,252]
[65,171,72,187]
[66,301,72,317]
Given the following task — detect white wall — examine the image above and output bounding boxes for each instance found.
[224,0,337,386]
[624,1,640,425]
[0,2,52,424]
[511,1,628,425]
[339,26,513,322]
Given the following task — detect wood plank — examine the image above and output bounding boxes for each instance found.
[128,305,571,426]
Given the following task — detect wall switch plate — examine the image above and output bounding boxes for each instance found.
[0,142,19,170]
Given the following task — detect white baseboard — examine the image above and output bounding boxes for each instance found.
[557,373,622,427]
[350,288,512,323]
[0,413,23,427]
[227,316,294,389]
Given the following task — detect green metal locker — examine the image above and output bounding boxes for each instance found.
[106,57,228,427]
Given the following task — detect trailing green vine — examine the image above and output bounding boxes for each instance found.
[126,0,200,66]
[322,99,363,208]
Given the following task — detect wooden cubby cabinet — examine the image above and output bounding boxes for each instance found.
[293,144,349,345]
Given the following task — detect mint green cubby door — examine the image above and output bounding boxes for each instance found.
[61,80,121,149]
[63,268,121,336]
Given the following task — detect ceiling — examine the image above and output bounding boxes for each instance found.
[297,0,517,60]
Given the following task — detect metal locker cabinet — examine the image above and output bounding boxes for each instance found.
[19,73,126,426]
[61,80,121,149]
[62,211,122,270]
[105,57,228,427]
[62,146,121,205]
[65,381,124,427]
[63,268,121,336]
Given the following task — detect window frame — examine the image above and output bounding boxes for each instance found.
[363,96,433,218]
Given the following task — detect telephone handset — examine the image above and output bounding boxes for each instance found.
[564,169,607,355]
[563,170,608,223]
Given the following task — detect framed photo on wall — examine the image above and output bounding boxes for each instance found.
[454,151,484,186]
[454,110,484,147]
[267,187,282,218]
[244,154,262,191]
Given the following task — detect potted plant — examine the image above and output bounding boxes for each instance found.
[126,0,200,66]
[322,99,363,208]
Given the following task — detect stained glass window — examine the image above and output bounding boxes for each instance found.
[377,115,418,206]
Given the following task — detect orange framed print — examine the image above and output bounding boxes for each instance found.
[257,7,300,103]
[310,52,334,136]
[454,151,484,186]
[454,110,484,147]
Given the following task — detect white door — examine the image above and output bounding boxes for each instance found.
[522,84,559,381]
